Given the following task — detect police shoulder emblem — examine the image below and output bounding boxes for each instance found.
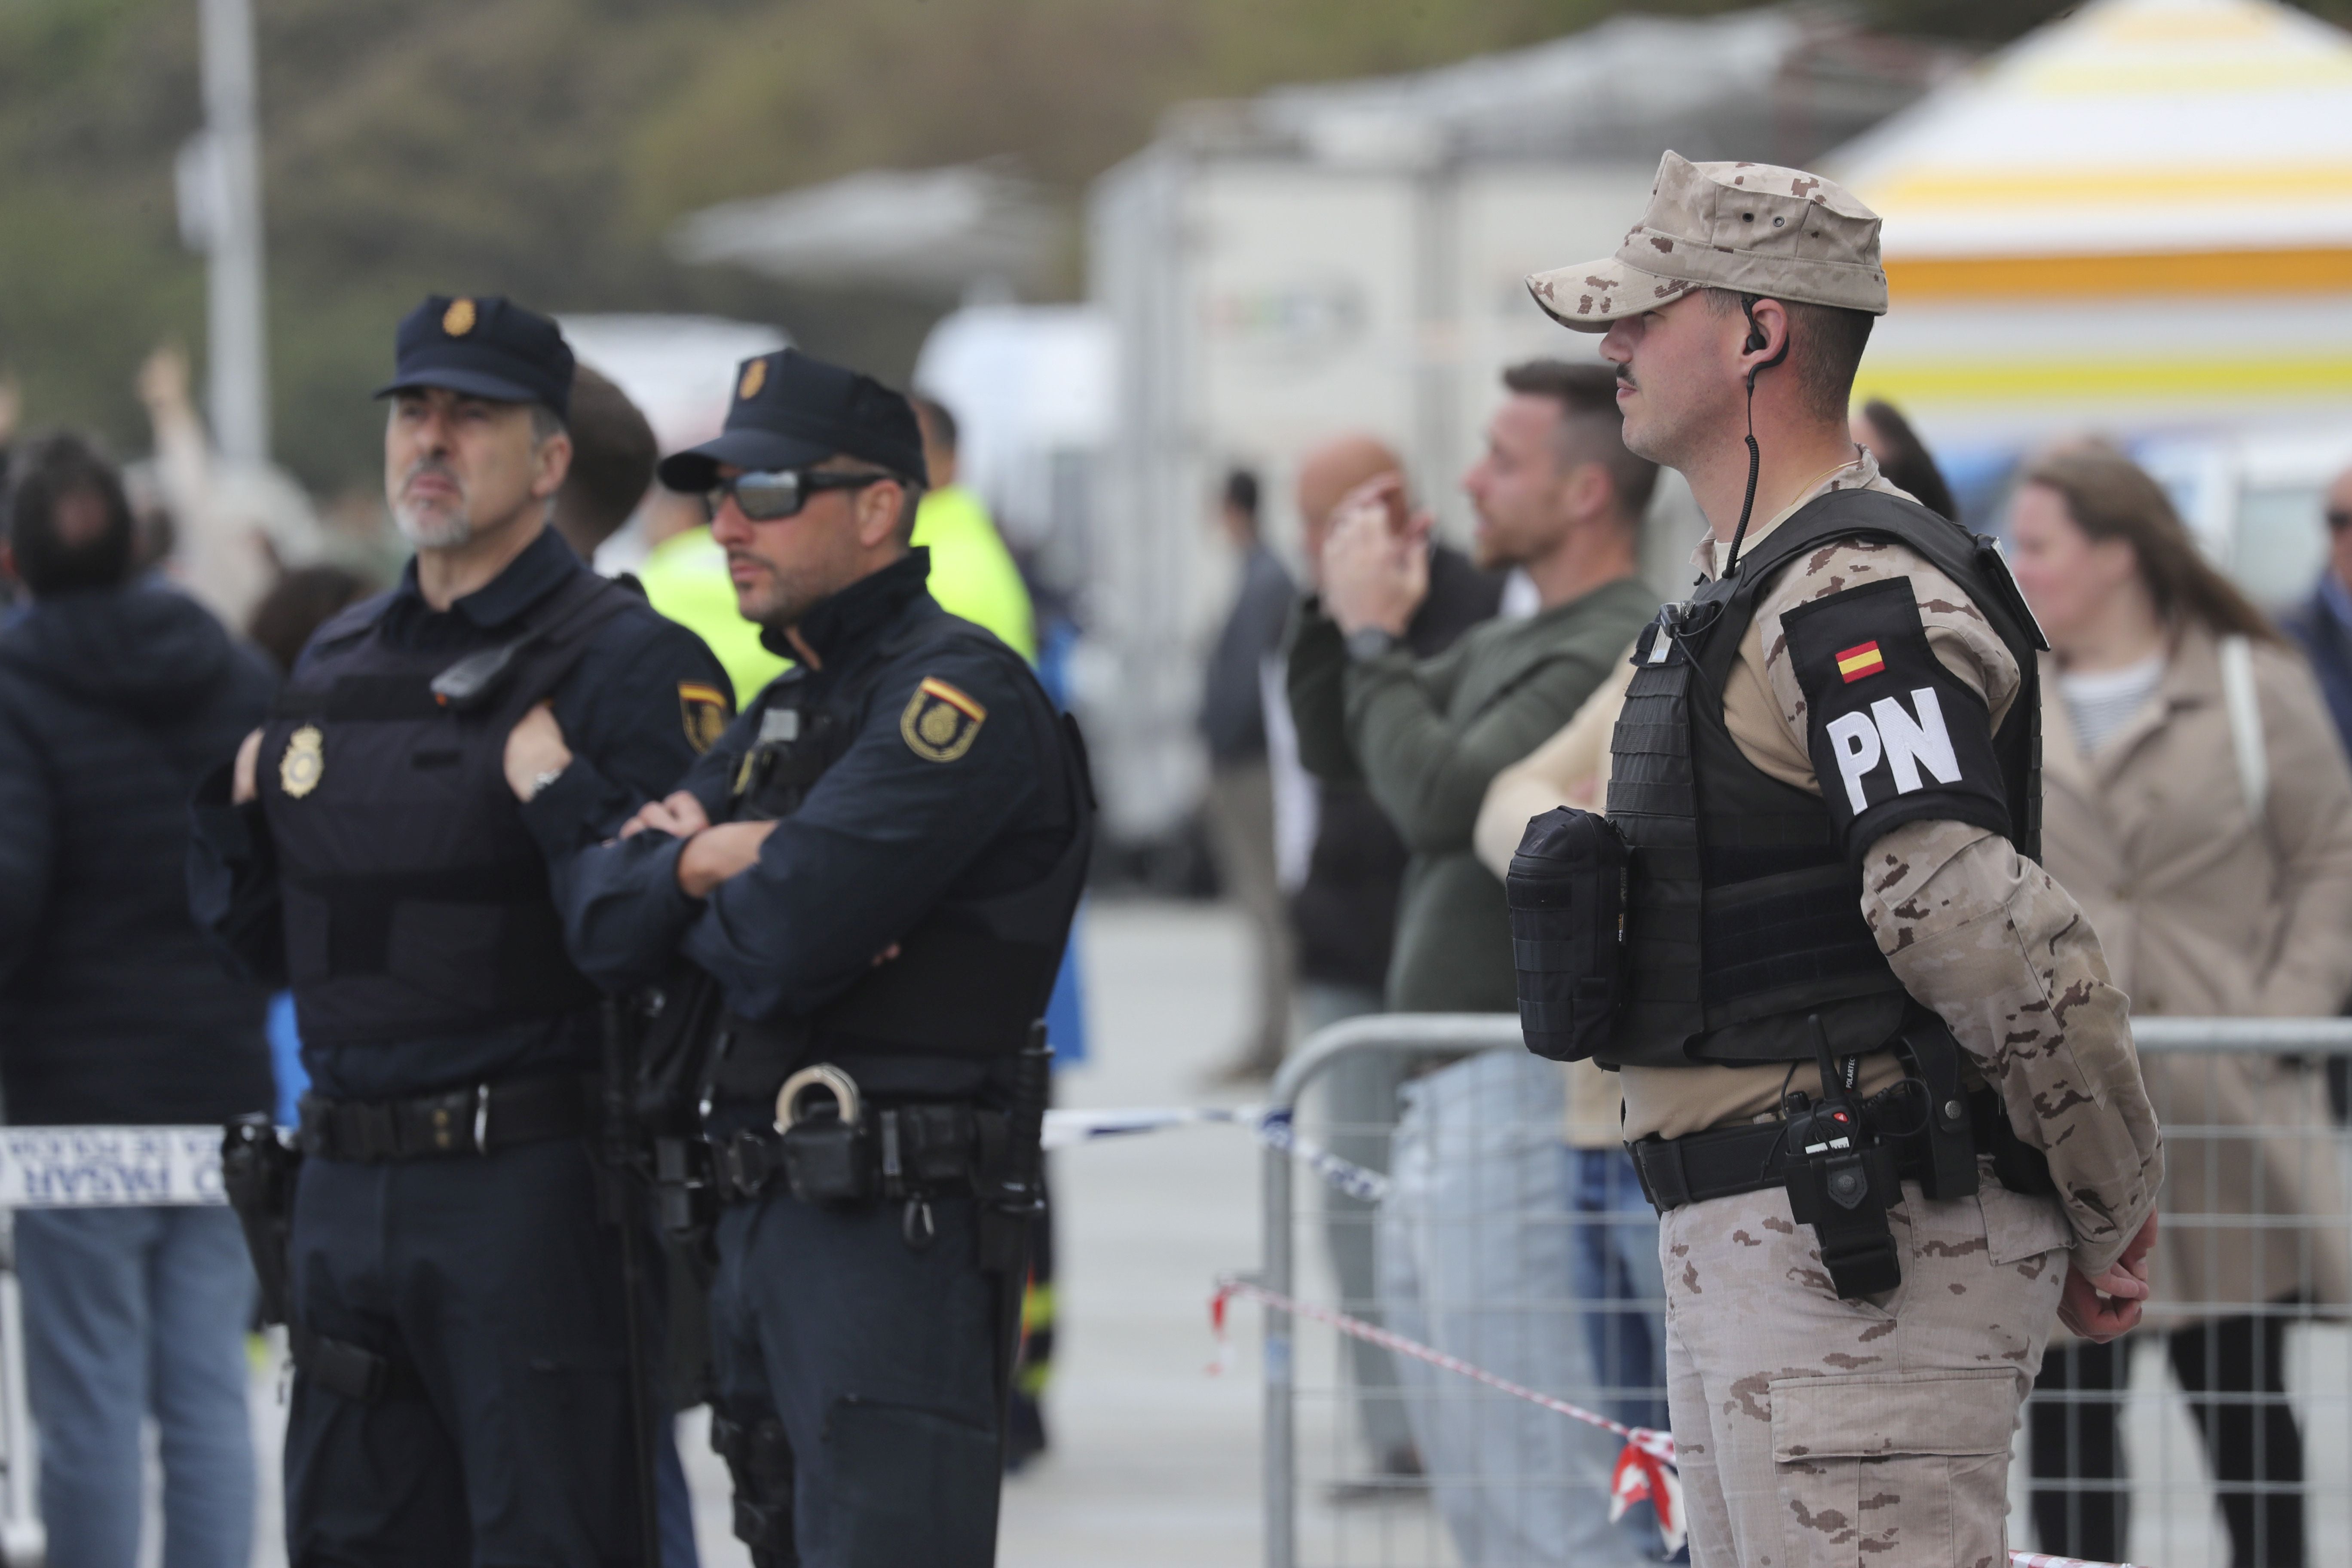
[738,358,768,401]
[442,297,477,337]
[279,725,325,799]
[678,681,731,754]
[900,677,986,763]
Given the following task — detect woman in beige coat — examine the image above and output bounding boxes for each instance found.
[2012,447,2352,1568]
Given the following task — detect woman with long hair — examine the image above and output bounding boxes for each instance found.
[2011,447,2352,1568]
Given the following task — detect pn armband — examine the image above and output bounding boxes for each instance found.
[1778,576,2011,864]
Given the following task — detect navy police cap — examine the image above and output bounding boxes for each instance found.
[657,349,925,493]
[375,295,576,420]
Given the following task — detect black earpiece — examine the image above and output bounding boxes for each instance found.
[1746,325,1769,355]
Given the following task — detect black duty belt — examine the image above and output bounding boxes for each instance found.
[297,1073,592,1163]
[1632,1085,2019,1213]
[708,1101,1006,1207]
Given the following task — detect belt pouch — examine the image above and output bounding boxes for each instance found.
[1507,807,1630,1062]
[1783,1141,1903,1298]
[780,1116,873,1206]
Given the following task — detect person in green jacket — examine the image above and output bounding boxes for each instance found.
[1288,360,1657,1014]
[911,397,1036,662]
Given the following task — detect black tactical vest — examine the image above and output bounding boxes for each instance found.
[1602,488,2044,1069]
[708,613,1094,1099]
[259,570,635,1050]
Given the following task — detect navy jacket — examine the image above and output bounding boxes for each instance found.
[0,584,276,1124]
[2282,580,2352,760]
[187,527,730,1101]
[548,551,1076,1090]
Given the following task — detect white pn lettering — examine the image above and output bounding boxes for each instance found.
[1824,686,1960,814]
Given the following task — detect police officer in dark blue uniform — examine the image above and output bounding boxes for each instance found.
[522,349,1091,1567]
[189,295,732,1563]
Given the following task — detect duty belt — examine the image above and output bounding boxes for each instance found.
[296,1073,593,1162]
[708,1101,1007,1206]
[1631,1084,2024,1213]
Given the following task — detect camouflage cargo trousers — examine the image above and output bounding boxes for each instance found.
[1660,1167,2072,1568]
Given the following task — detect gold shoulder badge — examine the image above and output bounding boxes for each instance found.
[279,725,325,799]
[738,358,768,401]
[678,681,731,754]
[900,677,986,763]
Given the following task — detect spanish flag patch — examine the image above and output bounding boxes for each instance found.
[1834,641,1886,684]
[900,677,987,763]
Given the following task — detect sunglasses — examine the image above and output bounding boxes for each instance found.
[2329,509,2352,533]
[710,469,891,522]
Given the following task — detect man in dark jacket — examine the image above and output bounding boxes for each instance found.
[0,431,275,1568]
[1200,468,1298,1080]
[1285,433,1501,1487]
[2282,463,2352,753]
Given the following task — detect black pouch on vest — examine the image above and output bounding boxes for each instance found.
[780,1114,874,1207]
[1507,808,1631,1063]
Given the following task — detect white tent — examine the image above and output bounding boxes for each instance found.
[1831,0,2352,450]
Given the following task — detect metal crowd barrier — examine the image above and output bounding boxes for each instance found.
[1253,1014,2352,1568]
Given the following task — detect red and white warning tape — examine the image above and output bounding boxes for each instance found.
[1209,1275,2144,1568]
[1210,1274,1683,1553]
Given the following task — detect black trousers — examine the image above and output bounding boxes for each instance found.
[283,1139,652,1567]
[711,1187,1009,1568]
[2028,1313,2305,1568]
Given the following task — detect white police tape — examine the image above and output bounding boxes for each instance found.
[0,1127,227,1208]
[0,1108,1385,1211]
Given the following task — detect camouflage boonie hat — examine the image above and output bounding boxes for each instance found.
[1527,151,1888,332]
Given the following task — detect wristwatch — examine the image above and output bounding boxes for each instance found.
[527,765,568,801]
[1345,627,1400,664]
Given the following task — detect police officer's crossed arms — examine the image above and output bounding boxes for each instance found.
[192,297,732,1565]
[510,349,1089,1568]
[1503,155,2163,1568]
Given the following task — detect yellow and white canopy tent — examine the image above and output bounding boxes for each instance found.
[1828,0,2352,591]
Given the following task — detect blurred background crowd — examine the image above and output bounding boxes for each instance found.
[6,0,2352,1564]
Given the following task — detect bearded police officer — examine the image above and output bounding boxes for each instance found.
[1502,154,2164,1568]
[522,349,1091,1567]
[189,295,731,1563]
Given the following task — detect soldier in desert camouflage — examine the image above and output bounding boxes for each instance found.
[1488,152,2164,1568]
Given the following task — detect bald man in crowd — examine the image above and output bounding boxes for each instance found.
[1287,435,1502,1489]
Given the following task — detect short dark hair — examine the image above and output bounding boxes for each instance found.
[1224,467,1260,525]
[554,365,656,553]
[1500,359,1660,522]
[1705,291,1876,424]
[914,396,959,456]
[4,431,137,596]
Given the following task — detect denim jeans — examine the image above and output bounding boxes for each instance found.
[14,1205,256,1568]
[1565,1146,1669,1435]
[1378,1052,1652,1567]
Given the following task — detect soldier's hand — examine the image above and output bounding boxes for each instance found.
[231,728,263,805]
[2057,1210,2157,1343]
[675,821,776,897]
[622,791,711,840]
[502,701,573,801]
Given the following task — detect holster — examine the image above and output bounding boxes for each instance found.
[220,1113,300,1328]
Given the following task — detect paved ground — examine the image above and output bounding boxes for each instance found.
[174,899,2352,1565]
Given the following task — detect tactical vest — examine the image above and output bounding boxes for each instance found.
[259,570,636,1050]
[1601,488,2044,1069]
[708,614,1094,1100]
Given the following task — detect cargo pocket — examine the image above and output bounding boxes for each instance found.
[824,1395,998,1568]
[1770,1371,2021,1568]
[1978,1177,2071,1268]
